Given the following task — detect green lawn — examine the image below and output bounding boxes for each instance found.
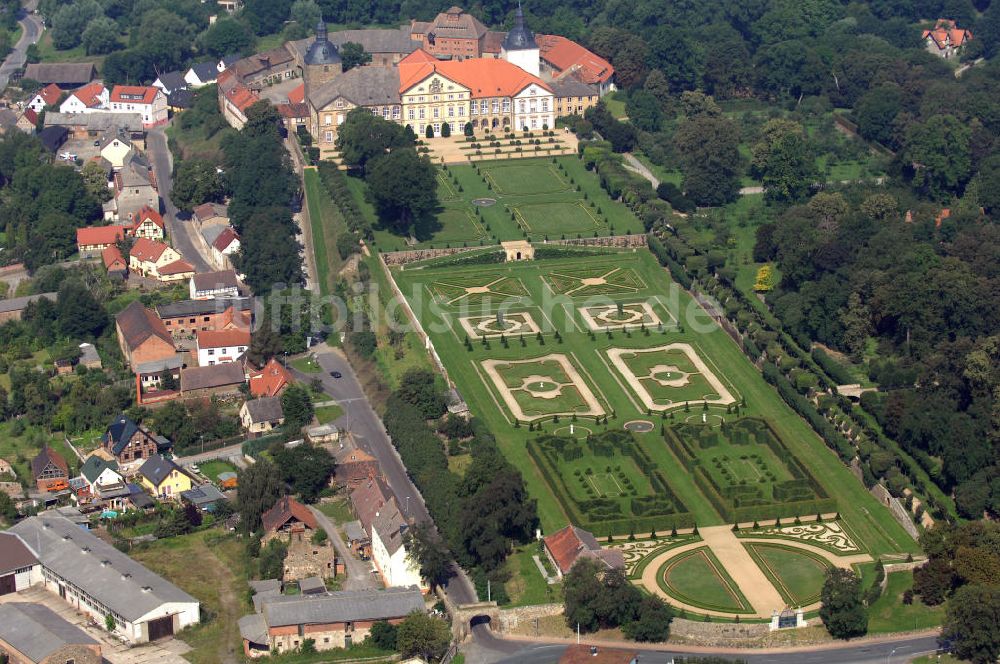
[130,529,248,664]
[0,421,81,480]
[291,355,322,373]
[317,498,354,524]
[197,459,238,483]
[505,544,563,607]
[867,571,947,634]
[314,404,344,425]
[745,542,829,606]
[390,249,920,557]
[659,546,754,614]
[603,92,628,120]
[368,156,645,251]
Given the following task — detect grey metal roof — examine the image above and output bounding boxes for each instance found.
[548,76,598,98]
[180,362,246,392]
[138,453,186,486]
[0,602,98,662]
[189,61,218,83]
[78,342,100,365]
[156,71,187,94]
[289,27,417,61]
[250,579,282,595]
[8,514,198,621]
[80,456,119,484]
[0,292,57,314]
[244,396,284,424]
[134,355,183,375]
[260,586,424,627]
[372,502,407,556]
[191,269,239,293]
[44,112,144,132]
[309,66,401,110]
[180,483,225,506]
[156,296,253,319]
[0,532,38,575]
[502,6,537,51]
[305,22,341,66]
[344,520,367,542]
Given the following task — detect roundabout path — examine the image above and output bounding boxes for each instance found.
[639,525,873,618]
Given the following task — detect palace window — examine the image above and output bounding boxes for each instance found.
[448,106,454,117]
[408,108,415,120]
[419,108,425,119]
[433,107,439,118]
[471,104,477,115]
[492,100,499,113]
[519,100,526,113]
[481,100,489,114]
[323,114,332,125]
[502,99,510,112]
[542,99,549,112]
[458,106,464,116]
[393,107,400,119]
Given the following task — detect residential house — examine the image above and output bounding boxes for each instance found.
[190,269,241,299]
[409,6,489,60]
[542,524,625,579]
[58,81,108,114]
[138,454,193,500]
[155,297,253,339]
[549,76,600,117]
[240,396,285,437]
[218,54,241,72]
[230,45,298,89]
[180,483,226,512]
[210,226,240,269]
[129,238,194,282]
[248,357,293,397]
[185,61,219,87]
[179,362,246,399]
[0,293,57,324]
[349,476,394,533]
[217,70,260,130]
[15,108,37,133]
[99,128,136,169]
[0,602,102,664]
[536,34,615,95]
[79,455,129,505]
[106,152,158,222]
[0,532,42,595]
[8,513,200,643]
[22,63,96,88]
[369,500,425,590]
[114,300,178,379]
[108,85,168,127]
[333,436,379,490]
[102,413,170,465]
[167,89,194,112]
[37,126,68,153]
[152,71,187,96]
[193,202,229,227]
[239,586,424,657]
[196,328,250,366]
[31,447,69,492]
[102,244,128,279]
[923,19,973,58]
[127,205,165,239]
[78,342,102,369]
[44,111,142,139]
[262,496,317,545]
[76,224,126,257]
[560,645,638,664]
[26,83,62,113]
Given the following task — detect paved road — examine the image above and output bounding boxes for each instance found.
[309,505,380,591]
[0,1,43,91]
[173,441,245,466]
[146,126,214,273]
[486,633,942,664]
[286,346,479,606]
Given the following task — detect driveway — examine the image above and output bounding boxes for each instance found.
[287,345,479,606]
[0,587,191,663]
[146,126,214,273]
[0,0,44,91]
[309,505,380,591]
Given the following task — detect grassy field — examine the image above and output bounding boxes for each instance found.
[368,156,645,251]
[867,571,947,634]
[303,168,350,296]
[130,529,248,664]
[505,544,563,607]
[317,497,354,524]
[745,542,829,606]
[197,459,238,483]
[660,546,754,614]
[291,354,322,373]
[314,404,344,424]
[0,420,80,481]
[390,248,920,557]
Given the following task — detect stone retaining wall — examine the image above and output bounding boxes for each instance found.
[381,245,486,266]
[669,617,770,642]
[549,234,647,248]
[497,603,563,632]
[870,483,919,540]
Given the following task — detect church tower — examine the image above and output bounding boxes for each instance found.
[303,20,342,98]
[501,4,539,76]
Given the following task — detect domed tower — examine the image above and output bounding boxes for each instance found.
[501,4,539,76]
[303,20,342,96]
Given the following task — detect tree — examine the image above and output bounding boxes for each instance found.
[396,612,451,661]
[280,384,315,432]
[441,122,451,138]
[131,9,196,73]
[202,18,254,57]
[273,443,334,502]
[904,114,972,201]
[752,120,817,203]
[248,325,283,366]
[563,557,604,632]
[257,539,287,578]
[943,584,1000,664]
[819,568,867,639]
[839,292,872,361]
[171,159,228,212]
[365,149,438,235]
[625,90,662,132]
[336,232,359,259]
[854,85,903,148]
[340,41,372,71]
[243,0,293,35]
[396,369,446,419]
[80,161,112,202]
[81,17,119,55]
[979,0,1000,59]
[290,0,322,31]
[621,595,674,642]
[673,114,742,206]
[405,522,453,590]
[913,556,954,605]
[336,108,414,171]
[50,0,102,50]
[56,281,106,339]
[236,458,283,533]
[366,620,398,650]
[642,69,671,105]
[234,208,304,293]
[976,153,1000,217]
[647,26,700,93]
[0,491,16,523]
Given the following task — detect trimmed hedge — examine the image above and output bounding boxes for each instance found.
[811,347,856,385]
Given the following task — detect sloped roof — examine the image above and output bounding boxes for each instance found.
[77,224,127,247]
[44,111,142,131]
[31,446,68,479]
[180,362,246,392]
[157,258,195,276]
[0,532,39,575]
[35,83,62,106]
[350,476,394,533]
[157,296,253,319]
[132,205,164,229]
[168,89,194,109]
[138,453,187,486]
[549,76,599,98]
[277,102,311,119]
[180,483,225,506]
[9,513,198,621]
[23,62,95,85]
[372,501,407,556]
[261,495,317,534]
[114,301,173,352]
[0,602,98,662]
[102,244,127,270]
[192,269,239,292]
[212,226,240,252]
[189,61,218,83]
[244,396,284,424]
[248,358,293,397]
[256,586,425,627]
[111,85,161,105]
[923,19,972,48]
[193,202,229,223]
[80,455,120,484]
[197,328,250,349]
[536,35,614,84]
[69,81,107,108]
[129,237,170,262]
[154,71,186,94]
[543,524,624,575]
[309,66,401,110]
[288,83,305,104]
[418,6,487,40]
[104,413,142,455]
[397,53,550,98]
[0,292,56,315]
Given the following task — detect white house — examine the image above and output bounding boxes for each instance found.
[26,83,62,113]
[210,227,240,269]
[185,62,219,88]
[99,129,135,169]
[190,269,240,300]
[0,532,42,594]
[8,513,200,643]
[369,502,427,591]
[58,82,109,114]
[512,82,554,132]
[196,328,250,366]
[80,456,125,496]
[109,85,168,127]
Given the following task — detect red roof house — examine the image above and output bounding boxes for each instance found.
[261,496,318,542]
[543,525,625,578]
[248,357,292,397]
[536,35,615,87]
[77,225,128,255]
[101,244,128,276]
[923,19,973,57]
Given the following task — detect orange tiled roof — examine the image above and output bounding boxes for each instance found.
[197,328,250,349]
[132,205,164,229]
[110,85,161,105]
[77,225,127,247]
[248,357,292,397]
[157,258,194,276]
[536,35,614,85]
[102,244,126,270]
[543,524,624,575]
[261,496,317,534]
[288,83,305,104]
[71,81,106,108]
[36,83,62,106]
[398,52,551,98]
[129,237,170,262]
[212,226,240,252]
[923,19,972,49]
